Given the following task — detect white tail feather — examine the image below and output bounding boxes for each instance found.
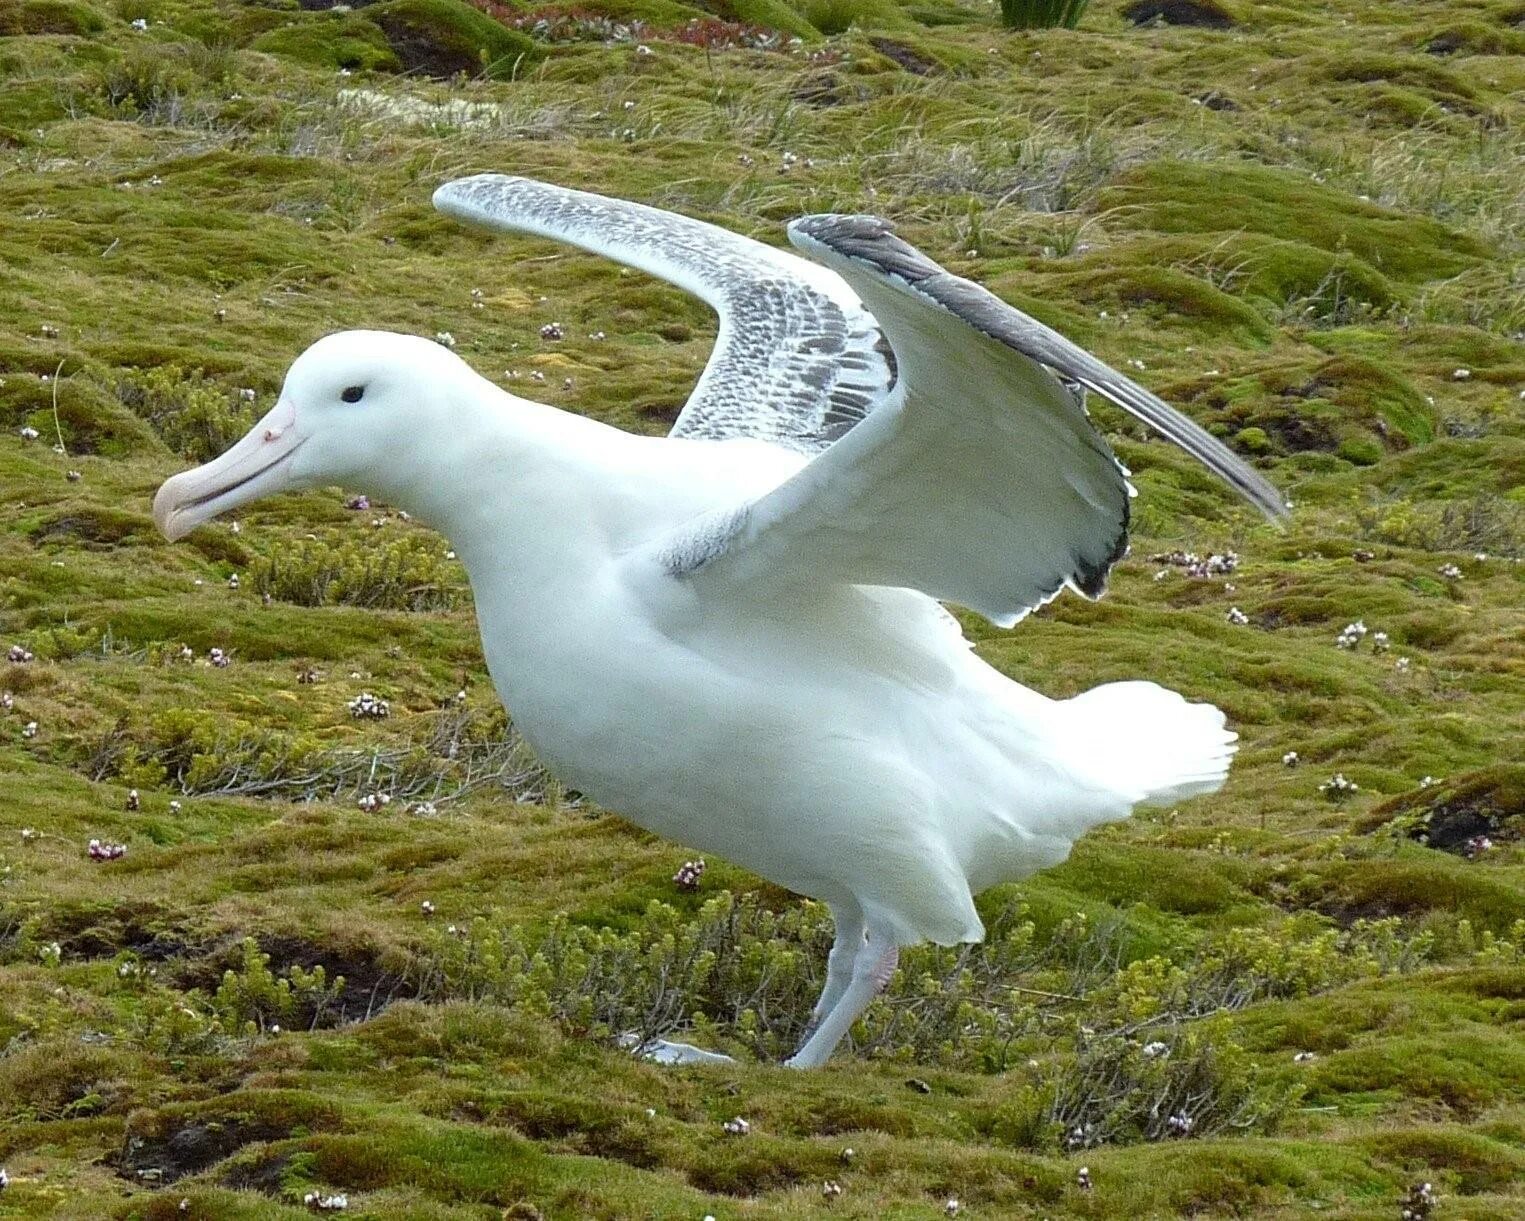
[1061,680,1237,807]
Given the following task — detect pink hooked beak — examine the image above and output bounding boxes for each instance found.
[153,399,306,541]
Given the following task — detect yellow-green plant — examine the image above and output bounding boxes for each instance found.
[1001,0,1089,29]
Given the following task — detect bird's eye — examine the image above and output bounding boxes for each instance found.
[340,385,365,404]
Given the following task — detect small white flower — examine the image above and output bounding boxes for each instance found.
[1225,606,1248,625]
[1318,773,1359,801]
[1293,1050,1316,1062]
[635,43,653,55]
[822,1180,842,1199]
[169,800,182,813]
[18,425,39,440]
[722,1116,750,1135]
[1395,656,1411,672]
[945,1199,960,1217]
[1438,563,1462,580]
[1451,368,1471,380]
[228,573,240,589]
[240,387,256,401]
[539,322,564,340]
[434,331,456,348]
[420,900,435,915]
[1336,620,1368,649]
[21,721,37,738]
[1142,1040,1169,1058]
[348,692,390,719]
[1283,751,1299,767]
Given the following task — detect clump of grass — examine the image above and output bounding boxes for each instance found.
[87,704,553,803]
[251,535,463,612]
[211,937,347,1035]
[1355,494,1524,557]
[1037,1017,1298,1149]
[1000,0,1089,29]
[114,365,255,462]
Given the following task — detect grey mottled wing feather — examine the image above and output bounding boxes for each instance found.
[432,175,894,453]
[790,214,1287,520]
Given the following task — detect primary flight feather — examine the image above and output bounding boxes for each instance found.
[154,175,1284,1068]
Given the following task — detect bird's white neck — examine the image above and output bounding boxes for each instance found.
[369,380,640,612]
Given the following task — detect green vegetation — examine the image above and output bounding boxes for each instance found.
[1000,0,1090,32]
[1,0,1523,1216]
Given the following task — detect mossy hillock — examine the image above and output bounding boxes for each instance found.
[0,0,1522,1215]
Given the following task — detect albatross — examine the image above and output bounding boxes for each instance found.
[153,175,1285,1068]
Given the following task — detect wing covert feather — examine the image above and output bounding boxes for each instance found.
[433,176,894,452]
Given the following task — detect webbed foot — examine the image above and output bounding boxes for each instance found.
[618,1033,736,1066]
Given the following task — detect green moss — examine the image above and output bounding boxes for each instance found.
[367,0,541,79]
[0,0,102,34]
[713,0,819,37]
[1421,21,1525,57]
[249,15,402,73]
[1336,433,1382,465]
[1097,162,1490,284]
[786,0,911,34]
[1122,0,1238,29]
[1050,263,1273,340]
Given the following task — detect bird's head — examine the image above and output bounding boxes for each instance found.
[153,330,473,541]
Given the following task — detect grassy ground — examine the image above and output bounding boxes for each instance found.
[2,0,1524,1216]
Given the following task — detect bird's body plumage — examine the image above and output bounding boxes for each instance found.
[154,175,1280,1066]
[388,367,1230,949]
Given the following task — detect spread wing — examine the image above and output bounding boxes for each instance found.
[432,175,895,453]
[658,214,1287,628]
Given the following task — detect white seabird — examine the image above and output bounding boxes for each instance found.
[153,176,1284,1069]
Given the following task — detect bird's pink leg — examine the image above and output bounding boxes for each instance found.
[785,923,899,1069]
